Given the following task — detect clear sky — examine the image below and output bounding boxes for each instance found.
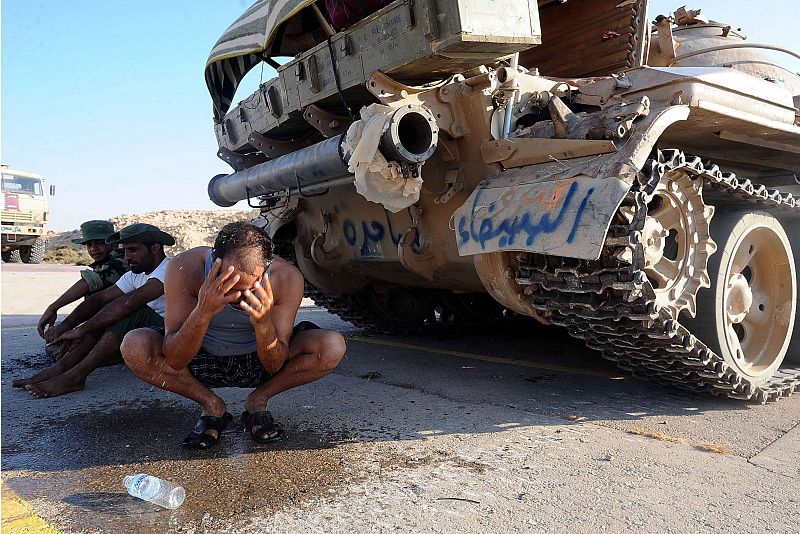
[2,1,798,231]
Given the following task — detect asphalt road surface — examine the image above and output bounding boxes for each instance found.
[2,263,799,533]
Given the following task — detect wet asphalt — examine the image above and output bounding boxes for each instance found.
[2,264,799,532]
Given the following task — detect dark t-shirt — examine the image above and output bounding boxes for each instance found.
[80,250,129,292]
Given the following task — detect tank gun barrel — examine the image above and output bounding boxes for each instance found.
[208,135,349,207]
[208,106,438,207]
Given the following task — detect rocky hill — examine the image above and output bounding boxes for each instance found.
[46,209,257,263]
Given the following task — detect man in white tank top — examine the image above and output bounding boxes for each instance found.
[122,221,346,449]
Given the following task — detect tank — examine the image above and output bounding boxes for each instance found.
[205,0,800,402]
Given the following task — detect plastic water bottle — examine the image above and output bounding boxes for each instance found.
[123,474,185,509]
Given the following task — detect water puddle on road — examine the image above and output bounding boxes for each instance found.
[2,402,374,532]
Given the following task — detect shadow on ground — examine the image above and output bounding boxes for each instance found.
[4,309,785,533]
[2,313,753,475]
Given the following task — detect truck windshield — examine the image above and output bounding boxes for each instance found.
[2,174,43,196]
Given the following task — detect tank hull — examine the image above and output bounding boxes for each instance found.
[208,1,800,400]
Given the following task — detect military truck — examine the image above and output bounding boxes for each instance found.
[2,165,54,264]
[205,1,800,402]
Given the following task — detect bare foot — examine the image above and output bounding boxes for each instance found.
[24,374,85,398]
[12,363,66,388]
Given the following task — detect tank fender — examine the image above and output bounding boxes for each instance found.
[454,106,690,261]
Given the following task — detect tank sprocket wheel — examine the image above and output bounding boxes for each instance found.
[520,148,800,402]
[619,166,716,319]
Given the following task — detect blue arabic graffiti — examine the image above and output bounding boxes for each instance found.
[343,209,420,257]
[457,181,595,250]
[566,190,593,244]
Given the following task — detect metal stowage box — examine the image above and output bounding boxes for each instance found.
[281,0,541,105]
[215,0,541,153]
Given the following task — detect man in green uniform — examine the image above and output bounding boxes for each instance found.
[36,220,129,360]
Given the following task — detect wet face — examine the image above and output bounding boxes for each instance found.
[121,242,159,274]
[220,257,265,309]
[85,240,113,263]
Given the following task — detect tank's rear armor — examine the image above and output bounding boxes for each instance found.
[207,0,800,401]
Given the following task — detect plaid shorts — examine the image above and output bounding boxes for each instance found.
[186,321,320,388]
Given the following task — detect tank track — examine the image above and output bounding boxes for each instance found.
[304,287,406,335]
[518,149,800,403]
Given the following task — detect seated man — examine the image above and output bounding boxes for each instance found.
[13,224,174,398]
[122,221,346,450]
[38,220,129,360]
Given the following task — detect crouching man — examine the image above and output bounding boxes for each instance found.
[122,222,346,450]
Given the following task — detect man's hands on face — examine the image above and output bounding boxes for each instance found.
[239,272,274,329]
[197,259,242,321]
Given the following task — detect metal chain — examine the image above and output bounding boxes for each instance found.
[272,149,800,401]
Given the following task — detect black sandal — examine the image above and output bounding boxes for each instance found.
[182,412,233,450]
[241,410,284,444]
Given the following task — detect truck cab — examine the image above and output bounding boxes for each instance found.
[2,165,52,263]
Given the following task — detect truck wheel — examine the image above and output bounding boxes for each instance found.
[2,249,22,263]
[20,238,45,264]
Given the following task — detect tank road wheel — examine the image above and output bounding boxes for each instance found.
[20,238,45,264]
[2,249,22,263]
[622,168,717,319]
[783,219,800,365]
[691,211,796,387]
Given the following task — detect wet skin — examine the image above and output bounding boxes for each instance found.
[123,249,346,443]
[214,257,265,310]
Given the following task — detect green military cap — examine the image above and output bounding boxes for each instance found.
[105,223,176,246]
[72,220,116,244]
